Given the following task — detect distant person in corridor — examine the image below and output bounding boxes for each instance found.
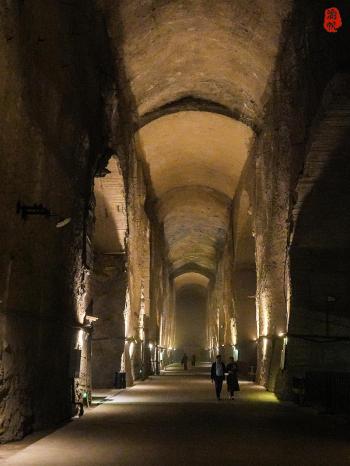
[211,355,226,400]
[191,354,196,367]
[181,353,188,370]
[226,357,240,399]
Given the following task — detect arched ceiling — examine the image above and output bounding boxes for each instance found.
[135,112,251,276]
[135,111,252,199]
[119,0,290,125]
[174,272,210,291]
[157,187,230,273]
[114,0,289,285]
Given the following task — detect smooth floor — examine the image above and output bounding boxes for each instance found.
[1,363,350,466]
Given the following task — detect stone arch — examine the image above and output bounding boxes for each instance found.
[174,273,210,291]
[137,96,259,133]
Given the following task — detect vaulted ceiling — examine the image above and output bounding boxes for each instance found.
[115,0,289,288]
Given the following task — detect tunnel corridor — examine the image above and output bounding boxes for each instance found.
[1,0,350,464]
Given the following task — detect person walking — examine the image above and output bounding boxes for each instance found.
[210,354,226,400]
[191,354,196,367]
[181,353,188,370]
[226,357,240,399]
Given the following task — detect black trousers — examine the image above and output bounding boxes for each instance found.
[214,377,224,399]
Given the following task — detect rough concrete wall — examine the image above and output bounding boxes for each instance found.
[91,253,127,388]
[232,270,257,367]
[235,0,350,394]
[207,235,235,362]
[159,276,176,356]
[149,222,164,347]
[149,220,174,357]
[207,280,219,357]
[0,2,112,441]
[232,177,257,368]
[285,74,350,392]
[124,149,151,385]
[96,1,164,385]
[91,153,128,388]
[93,157,128,254]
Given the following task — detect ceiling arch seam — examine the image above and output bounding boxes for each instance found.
[135,96,260,133]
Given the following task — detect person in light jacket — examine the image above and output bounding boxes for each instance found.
[210,354,226,400]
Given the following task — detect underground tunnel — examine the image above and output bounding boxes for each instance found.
[1,1,350,465]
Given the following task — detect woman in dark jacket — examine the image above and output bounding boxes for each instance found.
[226,357,240,399]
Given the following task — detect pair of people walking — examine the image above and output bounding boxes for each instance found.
[210,355,239,400]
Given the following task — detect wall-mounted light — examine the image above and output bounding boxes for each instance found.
[148,343,154,350]
[85,315,98,327]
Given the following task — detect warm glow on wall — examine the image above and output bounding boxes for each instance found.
[124,289,131,338]
[120,352,125,372]
[262,336,268,358]
[258,293,270,337]
[230,317,237,346]
[76,329,84,350]
[129,341,135,359]
[138,286,146,341]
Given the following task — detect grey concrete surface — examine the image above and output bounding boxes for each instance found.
[1,363,349,466]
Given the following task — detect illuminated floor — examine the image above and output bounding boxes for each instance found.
[2,363,350,466]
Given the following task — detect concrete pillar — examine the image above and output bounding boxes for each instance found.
[91,253,127,388]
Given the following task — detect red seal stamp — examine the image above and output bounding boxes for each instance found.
[323,7,342,33]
